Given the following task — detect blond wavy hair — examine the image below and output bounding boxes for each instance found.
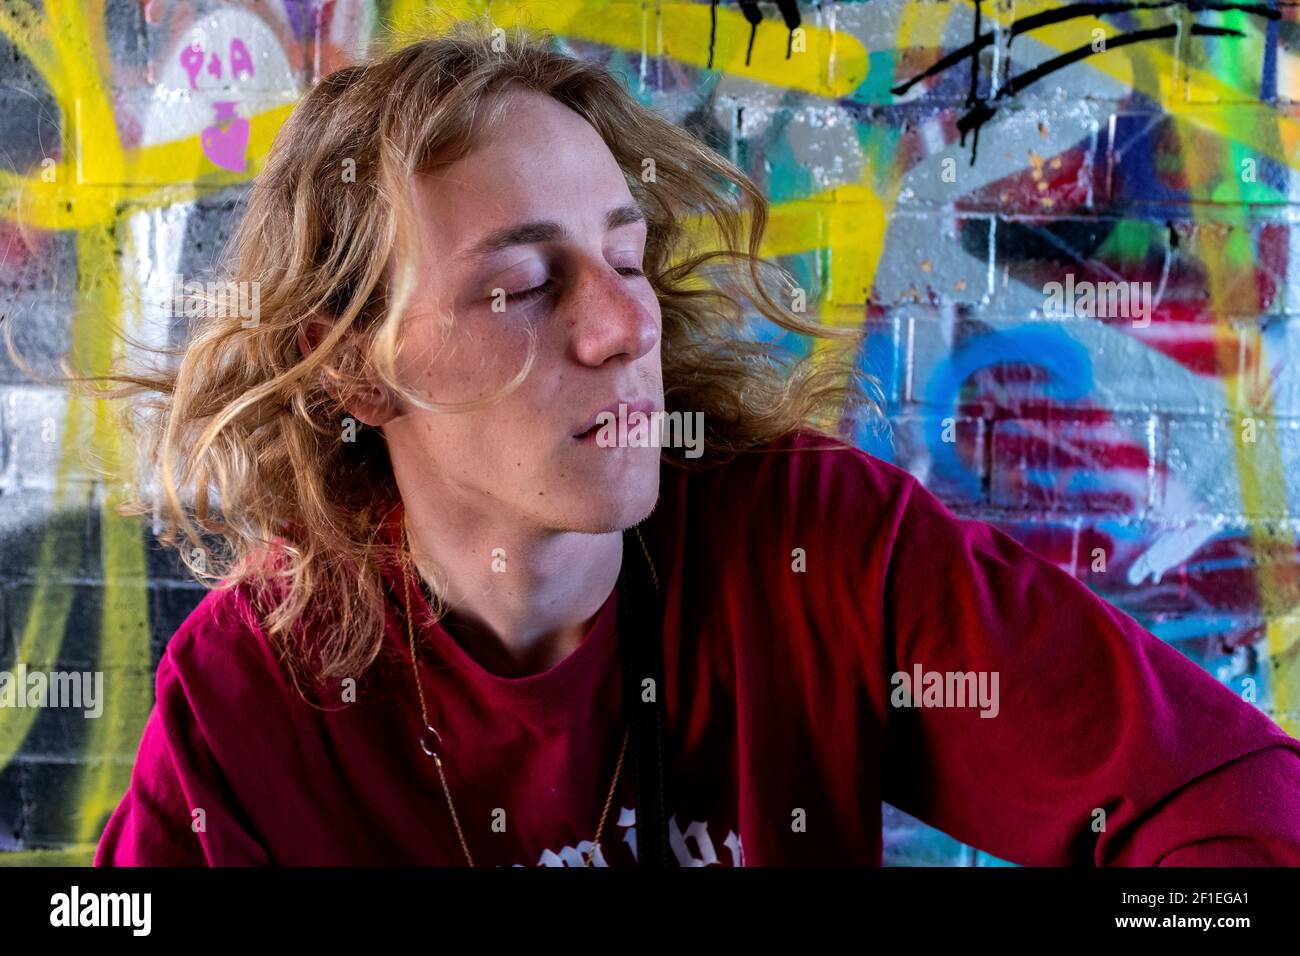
[36,18,880,697]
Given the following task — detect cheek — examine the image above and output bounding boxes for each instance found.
[406,314,537,404]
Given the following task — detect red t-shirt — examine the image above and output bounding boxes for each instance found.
[94,430,1300,866]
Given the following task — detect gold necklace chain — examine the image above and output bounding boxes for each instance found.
[400,518,657,867]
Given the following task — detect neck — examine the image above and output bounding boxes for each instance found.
[398,493,623,679]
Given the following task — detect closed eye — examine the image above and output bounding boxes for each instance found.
[501,266,644,307]
[506,280,556,303]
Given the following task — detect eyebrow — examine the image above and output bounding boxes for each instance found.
[460,202,646,261]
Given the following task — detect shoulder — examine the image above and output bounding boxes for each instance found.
[156,573,297,714]
[663,427,924,544]
[642,427,949,602]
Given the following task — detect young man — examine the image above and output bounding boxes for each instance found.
[92,23,1300,867]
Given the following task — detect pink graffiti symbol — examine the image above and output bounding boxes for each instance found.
[180,41,204,89]
[230,38,254,81]
[200,101,249,173]
[179,37,254,89]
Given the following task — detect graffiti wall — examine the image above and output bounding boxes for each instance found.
[0,0,1296,866]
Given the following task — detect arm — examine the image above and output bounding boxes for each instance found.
[877,477,1300,866]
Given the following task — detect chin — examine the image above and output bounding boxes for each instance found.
[550,458,661,534]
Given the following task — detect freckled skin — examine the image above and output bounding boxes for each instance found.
[366,85,664,536]
[325,86,665,675]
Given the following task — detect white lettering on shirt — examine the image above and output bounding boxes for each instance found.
[514,807,744,867]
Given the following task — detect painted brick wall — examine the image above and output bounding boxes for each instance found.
[1,0,1296,866]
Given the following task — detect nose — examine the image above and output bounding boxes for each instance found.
[566,258,660,367]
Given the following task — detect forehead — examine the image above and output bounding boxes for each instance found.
[410,87,635,256]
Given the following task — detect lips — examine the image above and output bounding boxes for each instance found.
[572,397,656,440]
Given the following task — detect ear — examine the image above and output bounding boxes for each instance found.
[345,385,403,428]
[296,316,333,365]
[297,317,403,428]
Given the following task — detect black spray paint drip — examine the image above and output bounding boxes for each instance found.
[890,0,1276,164]
[967,0,984,162]
[708,0,803,69]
